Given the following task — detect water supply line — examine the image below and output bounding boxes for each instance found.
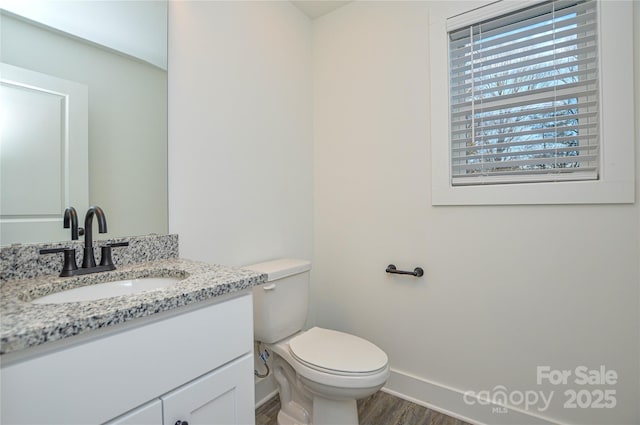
[254,343,271,378]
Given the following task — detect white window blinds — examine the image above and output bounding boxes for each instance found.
[448,0,599,186]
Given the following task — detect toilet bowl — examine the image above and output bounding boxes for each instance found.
[246,259,390,425]
[267,328,389,425]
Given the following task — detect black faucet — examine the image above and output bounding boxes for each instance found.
[82,205,108,268]
[40,205,129,277]
[63,207,84,240]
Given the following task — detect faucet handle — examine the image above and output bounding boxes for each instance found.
[39,248,78,277]
[99,246,114,267]
[99,242,129,267]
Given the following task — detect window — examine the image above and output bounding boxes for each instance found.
[449,0,599,186]
[429,0,635,205]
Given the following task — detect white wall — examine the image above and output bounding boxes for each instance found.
[168,1,313,267]
[168,0,638,423]
[312,2,639,425]
[634,3,640,421]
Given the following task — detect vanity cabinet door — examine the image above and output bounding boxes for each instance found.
[162,353,255,425]
[103,399,162,425]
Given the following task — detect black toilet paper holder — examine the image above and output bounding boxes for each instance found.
[385,264,424,277]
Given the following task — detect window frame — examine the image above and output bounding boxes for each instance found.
[430,0,635,205]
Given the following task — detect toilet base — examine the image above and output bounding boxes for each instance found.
[277,408,306,425]
[276,395,359,425]
[313,396,358,425]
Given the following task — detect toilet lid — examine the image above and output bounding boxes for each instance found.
[289,327,388,374]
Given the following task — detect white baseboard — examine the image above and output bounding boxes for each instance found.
[383,369,564,425]
[255,374,278,409]
[255,367,567,424]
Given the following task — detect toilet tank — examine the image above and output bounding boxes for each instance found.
[245,258,311,343]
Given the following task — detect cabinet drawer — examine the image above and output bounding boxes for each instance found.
[1,293,253,424]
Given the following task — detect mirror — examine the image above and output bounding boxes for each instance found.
[0,1,168,246]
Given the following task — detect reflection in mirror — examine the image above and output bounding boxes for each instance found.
[1,63,89,243]
[0,1,168,246]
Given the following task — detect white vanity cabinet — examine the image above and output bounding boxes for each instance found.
[1,293,255,425]
[105,400,163,425]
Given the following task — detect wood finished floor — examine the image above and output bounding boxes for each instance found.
[255,391,472,425]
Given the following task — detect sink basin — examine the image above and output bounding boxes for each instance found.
[31,277,182,304]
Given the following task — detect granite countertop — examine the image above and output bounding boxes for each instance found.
[0,258,267,355]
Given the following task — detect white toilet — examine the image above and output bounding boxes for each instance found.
[246,258,390,425]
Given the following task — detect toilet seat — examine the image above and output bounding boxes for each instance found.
[288,327,388,376]
[270,327,391,396]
